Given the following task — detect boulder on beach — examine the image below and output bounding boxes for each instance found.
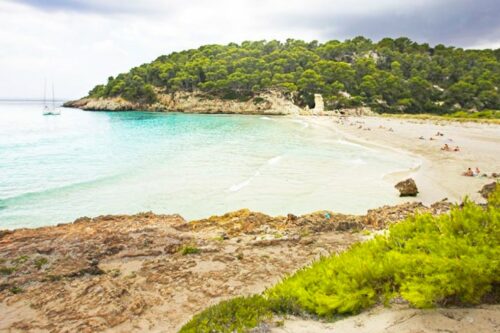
[395,178,419,197]
[479,182,498,199]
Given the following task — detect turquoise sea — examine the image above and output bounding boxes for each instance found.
[0,101,418,229]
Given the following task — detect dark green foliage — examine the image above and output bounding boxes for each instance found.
[179,295,272,333]
[9,286,23,294]
[180,185,500,332]
[88,37,500,113]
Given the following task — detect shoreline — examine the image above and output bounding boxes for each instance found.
[2,111,498,231]
[304,115,499,205]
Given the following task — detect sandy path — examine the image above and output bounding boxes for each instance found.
[306,116,500,205]
[271,305,500,333]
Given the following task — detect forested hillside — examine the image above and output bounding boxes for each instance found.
[88,37,500,114]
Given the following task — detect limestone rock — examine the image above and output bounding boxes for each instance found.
[479,182,498,200]
[64,89,302,115]
[312,94,324,114]
[395,178,419,197]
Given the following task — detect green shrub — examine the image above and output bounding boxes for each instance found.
[253,97,266,104]
[12,255,29,265]
[0,266,15,275]
[9,286,23,294]
[267,188,500,315]
[179,295,272,333]
[180,245,201,255]
[33,257,48,270]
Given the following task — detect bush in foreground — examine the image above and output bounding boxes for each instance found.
[179,295,272,333]
[180,185,500,332]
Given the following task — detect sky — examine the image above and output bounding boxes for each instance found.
[1,0,499,99]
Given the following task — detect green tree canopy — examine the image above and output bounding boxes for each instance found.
[88,37,500,114]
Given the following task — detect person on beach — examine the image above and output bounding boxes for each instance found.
[474,167,481,176]
[419,136,425,140]
[463,168,474,177]
[441,144,450,151]
[454,146,460,152]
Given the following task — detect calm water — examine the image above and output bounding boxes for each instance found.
[0,101,418,229]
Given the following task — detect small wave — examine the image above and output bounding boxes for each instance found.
[228,179,251,192]
[337,139,363,148]
[260,116,272,120]
[267,155,283,165]
[1,174,123,205]
[227,170,261,192]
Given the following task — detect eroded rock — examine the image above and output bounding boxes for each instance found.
[479,182,498,200]
[395,178,419,197]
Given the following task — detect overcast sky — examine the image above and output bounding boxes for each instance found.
[1,0,499,99]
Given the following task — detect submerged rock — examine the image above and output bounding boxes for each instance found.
[395,178,419,197]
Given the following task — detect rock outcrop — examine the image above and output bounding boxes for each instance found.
[395,178,419,197]
[0,201,450,332]
[64,90,302,115]
[312,94,324,114]
[479,182,498,199]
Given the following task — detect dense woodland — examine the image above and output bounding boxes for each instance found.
[88,37,500,114]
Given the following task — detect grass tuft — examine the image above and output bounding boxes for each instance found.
[180,245,201,255]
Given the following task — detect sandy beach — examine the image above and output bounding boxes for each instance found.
[308,115,500,205]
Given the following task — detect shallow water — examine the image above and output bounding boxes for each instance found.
[0,101,418,229]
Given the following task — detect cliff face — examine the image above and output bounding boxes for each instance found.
[64,90,303,115]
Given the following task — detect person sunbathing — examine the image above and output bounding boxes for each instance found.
[453,146,460,152]
[441,144,451,151]
[463,168,474,177]
[474,167,480,176]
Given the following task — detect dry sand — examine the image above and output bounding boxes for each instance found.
[307,116,500,205]
[271,305,500,333]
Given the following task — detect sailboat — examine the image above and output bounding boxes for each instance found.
[43,81,61,116]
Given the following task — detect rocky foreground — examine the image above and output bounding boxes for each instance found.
[0,201,451,333]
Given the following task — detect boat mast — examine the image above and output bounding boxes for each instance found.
[43,78,47,107]
[52,83,55,109]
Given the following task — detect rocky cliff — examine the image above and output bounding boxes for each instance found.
[64,90,303,115]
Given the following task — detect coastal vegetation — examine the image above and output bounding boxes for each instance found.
[180,185,500,333]
[382,109,500,124]
[88,37,500,114]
